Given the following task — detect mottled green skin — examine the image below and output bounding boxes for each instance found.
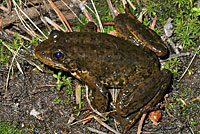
[35,13,172,132]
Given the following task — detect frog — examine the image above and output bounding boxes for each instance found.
[35,11,172,133]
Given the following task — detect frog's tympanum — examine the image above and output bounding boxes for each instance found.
[35,12,172,133]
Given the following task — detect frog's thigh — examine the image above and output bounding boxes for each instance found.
[116,69,171,117]
[83,74,110,112]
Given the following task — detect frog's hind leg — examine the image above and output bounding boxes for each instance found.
[115,69,172,131]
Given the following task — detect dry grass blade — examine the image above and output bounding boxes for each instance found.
[106,0,117,18]
[122,0,127,8]
[44,17,65,32]
[2,42,43,72]
[16,60,24,75]
[79,3,95,23]
[3,46,21,98]
[92,116,121,134]
[67,114,75,125]
[178,45,200,81]
[75,83,80,105]
[5,0,12,14]
[69,114,94,126]
[61,0,83,24]
[77,0,95,14]
[47,0,72,32]
[150,15,157,30]
[12,0,47,39]
[12,2,37,38]
[138,8,147,23]
[127,0,136,10]
[0,4,9,12]
[90,0,104,32]
[85,86,121,134]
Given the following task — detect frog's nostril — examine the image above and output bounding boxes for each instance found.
[41,51,45,55]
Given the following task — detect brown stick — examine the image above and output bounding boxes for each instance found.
[47,0,73,32]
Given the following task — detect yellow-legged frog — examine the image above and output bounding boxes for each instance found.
[35,11,172,133]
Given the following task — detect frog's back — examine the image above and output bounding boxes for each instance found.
[55,32,159,69]
[38,31,160,87]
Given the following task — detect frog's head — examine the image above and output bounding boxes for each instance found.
[35,31,70,71]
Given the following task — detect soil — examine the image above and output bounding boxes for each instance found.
[0,1,199,134]
[0,41,199,134]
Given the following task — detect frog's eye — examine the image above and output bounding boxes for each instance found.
[50,30,59,35]
[53,51,64,61]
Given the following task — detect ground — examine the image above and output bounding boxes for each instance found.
[0,0,200,134]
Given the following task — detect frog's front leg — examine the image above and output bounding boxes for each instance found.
[81,72,110,112]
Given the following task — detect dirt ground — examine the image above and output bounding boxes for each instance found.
[0,1,200,134]
[0,41,199,134]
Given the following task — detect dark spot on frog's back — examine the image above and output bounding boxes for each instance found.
[135,56,139,62]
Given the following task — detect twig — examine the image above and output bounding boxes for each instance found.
[92,115,121,134]
[178,45,200,81]
[36,84,57,88]
[5,29,31,41]
[160,52,190,63]
[189,96,200,103]
[87,127,106,134]
[167,38,180,54]
[137,113,147,134]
